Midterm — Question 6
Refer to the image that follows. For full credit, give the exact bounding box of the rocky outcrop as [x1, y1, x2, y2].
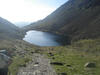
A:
[58, 73, 67, 75]
[17, 53, 57, 75]
[84, 62, 96, 68]
[0, 50, 11, 75]
[50, 62, 64, 66]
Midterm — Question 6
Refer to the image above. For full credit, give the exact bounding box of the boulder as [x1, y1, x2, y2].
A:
[48, 52, 54, 56]
[35, 62, 39, 64]
[50, 62, 64, 65]
[58, 72, 67, 75]
[0, 68, 8, 75]
[0, 50, 7, 55]
[0, 52, 11, 75]
[52, 57, 55, 59]
[85, 62, 96, 68]
[66, 65, 72, 67]
[31, 51, 35, 54]
[0, 53, 11, 68]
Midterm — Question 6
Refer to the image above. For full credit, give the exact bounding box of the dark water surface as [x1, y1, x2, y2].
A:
[23, 30, 63, 46]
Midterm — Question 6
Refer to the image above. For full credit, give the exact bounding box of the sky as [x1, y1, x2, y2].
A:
[0, 0, 67, 23]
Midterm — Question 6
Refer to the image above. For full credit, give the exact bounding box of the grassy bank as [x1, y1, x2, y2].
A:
[0, 39, 37, 75]
[1, 38, 100, 75]
[40, 38, 100, 75]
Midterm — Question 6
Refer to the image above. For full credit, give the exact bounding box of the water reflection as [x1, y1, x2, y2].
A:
[23, 30, 62, 46]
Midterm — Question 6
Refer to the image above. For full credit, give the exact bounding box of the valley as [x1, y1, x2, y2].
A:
[23, 30, 67, 46]
[0, 0, 100, 75]
[24, 0, 100, 41]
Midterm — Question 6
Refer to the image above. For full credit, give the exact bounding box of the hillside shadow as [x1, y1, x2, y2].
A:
[0, 68, 8, 75]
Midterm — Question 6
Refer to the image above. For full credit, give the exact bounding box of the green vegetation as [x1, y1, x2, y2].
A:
[0, 29, 100, 75]
[22, 1, 100, 74]
[40, 38, 100, 75]
[0, 39, 36, 75]
[4, 38, 100, 75]
[8, 56, 31, 75]
[0, 4, 100, 74]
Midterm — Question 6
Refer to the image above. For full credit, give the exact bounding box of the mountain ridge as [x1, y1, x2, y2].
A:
[0, 17, 24, 39]
[24, 0, 100, 41]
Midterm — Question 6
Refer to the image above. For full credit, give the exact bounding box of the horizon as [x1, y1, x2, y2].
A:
[0, 0, 68, 24]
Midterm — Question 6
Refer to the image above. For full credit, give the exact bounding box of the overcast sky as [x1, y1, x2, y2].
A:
[0, 0, 67, 23]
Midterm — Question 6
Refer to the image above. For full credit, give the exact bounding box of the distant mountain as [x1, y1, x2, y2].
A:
[0, 17, 24, 39]
[15, 22, 31, 28]
[24, 0, 100, 41]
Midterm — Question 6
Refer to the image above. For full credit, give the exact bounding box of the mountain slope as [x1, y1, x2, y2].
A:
[15, 22, 30, 28]
[24, 0, 100, 41]
[0, 17, 23, 39]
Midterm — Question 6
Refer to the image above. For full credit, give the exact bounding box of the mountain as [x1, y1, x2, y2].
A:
[0, 17, 24, 39]
[15, 22, 31, 28]
[24, 0, 100, 41]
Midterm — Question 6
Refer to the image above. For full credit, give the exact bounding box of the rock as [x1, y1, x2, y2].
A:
[19, 64, 26, 67]
[0, 68, 8, 75]
[34, 62, 39, 67]
[85, 62, 96, 68]
[48, 52, 54, 56]
[66, 65, 72, 67]
[0, 50, 7, 55]
[35, 62, 39, 64]
[0, 52, 11, 75]
[34, 64, 39, 67]
[0, 53, 11, 68]
[57, 69, 60, 71]
[50, 62, 64, 65]
[31, 51, 35, 54]
[58, 72, 67, 75]
[52, 57, 55, 59]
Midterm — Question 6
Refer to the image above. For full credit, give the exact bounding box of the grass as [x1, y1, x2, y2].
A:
[40, 38, 100, 75]
[0, 37, 100, 75]
[49, 48, 100, 75]
[0, 39, 36, 75]
[8, 55, 32, 75]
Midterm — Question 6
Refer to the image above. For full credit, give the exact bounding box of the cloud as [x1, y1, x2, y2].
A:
[0, 0, 56, 22]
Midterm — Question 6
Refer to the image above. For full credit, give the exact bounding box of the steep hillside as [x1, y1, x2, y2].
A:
[24, 0, 100, 41]
[0, 17, 24, 39]
[0, 17, 26, 74]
